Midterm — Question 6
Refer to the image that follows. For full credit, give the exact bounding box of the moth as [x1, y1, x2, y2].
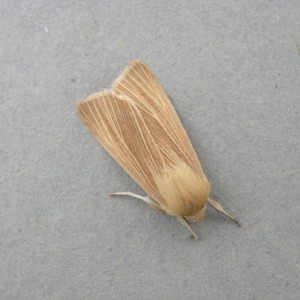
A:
[77, 60, 241, 239]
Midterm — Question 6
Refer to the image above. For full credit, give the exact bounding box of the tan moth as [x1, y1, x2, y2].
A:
[77, 60, 241, 239]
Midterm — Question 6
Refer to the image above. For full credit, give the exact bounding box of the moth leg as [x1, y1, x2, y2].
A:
[177, 216, 198, 240]
[208, 198, 242, 227]
[110, 192, 161, 211]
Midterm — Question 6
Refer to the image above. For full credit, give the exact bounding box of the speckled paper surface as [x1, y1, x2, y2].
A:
[1, 1, 299, 299]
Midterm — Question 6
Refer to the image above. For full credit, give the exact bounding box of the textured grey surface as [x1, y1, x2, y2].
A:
[1, 1, 300, 299]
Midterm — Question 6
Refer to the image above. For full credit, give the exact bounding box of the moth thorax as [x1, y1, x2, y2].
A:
[155, 162, 211, 219]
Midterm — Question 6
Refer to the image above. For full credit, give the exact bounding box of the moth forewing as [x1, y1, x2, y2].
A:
[77, 91, 165, 202]
[77, 60, 240, 240]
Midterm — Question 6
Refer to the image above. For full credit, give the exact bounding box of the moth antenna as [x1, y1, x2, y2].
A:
[208, 198, 242, 227]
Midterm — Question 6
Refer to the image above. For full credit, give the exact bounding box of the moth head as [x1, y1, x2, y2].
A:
[155, 162, 211, 221]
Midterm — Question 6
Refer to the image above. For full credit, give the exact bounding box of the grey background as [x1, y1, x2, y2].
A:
[1, 1, 299, 299]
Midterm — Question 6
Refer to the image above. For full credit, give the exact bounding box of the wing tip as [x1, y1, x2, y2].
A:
[76, 89, 110, 118]
[112, 59, 148, 90]
[76, 89, 136, 115]
[77, 89, 113, 107]
[76, 59, 148, 116]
